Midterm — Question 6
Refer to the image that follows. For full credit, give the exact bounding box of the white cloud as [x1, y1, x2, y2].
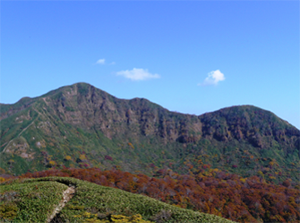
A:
[198, 70, 225, 86]
[96, 59, 105, 64]
[110, 62, 116, 65]
[116, 68, 160, 81]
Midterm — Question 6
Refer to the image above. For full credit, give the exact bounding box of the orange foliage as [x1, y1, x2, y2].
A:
[128, 142, 134, 149]
[11, 167, 300, 223]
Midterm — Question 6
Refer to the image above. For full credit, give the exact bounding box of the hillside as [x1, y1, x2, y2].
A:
[9, 167, 299, 222]
[0, 83, 299, 183]
[0, 176, 235, 223]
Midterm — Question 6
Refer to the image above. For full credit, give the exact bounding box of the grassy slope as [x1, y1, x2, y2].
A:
[0, 179, 68, 222]
[0, 177, 235, 223]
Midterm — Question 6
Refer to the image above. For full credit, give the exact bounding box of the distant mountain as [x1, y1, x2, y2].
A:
[1, 83, 299, 182]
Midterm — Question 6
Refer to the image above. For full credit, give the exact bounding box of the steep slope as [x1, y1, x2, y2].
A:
[0, 83, 299, 182]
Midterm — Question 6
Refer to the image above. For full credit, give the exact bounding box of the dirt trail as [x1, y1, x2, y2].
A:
[47, 185, 75, 223]
[2, 114, 38, 152]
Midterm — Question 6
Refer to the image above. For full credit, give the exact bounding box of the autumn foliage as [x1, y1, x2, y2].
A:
[11, 167, 300, 222]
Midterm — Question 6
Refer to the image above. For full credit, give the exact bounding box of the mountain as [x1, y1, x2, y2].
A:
[0, 83, 299, 182]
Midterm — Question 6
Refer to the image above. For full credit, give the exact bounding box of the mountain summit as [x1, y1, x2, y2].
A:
[1, 83, 299, 181]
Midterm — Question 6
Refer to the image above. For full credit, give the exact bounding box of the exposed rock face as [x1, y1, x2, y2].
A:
[34, 83, 202, 143]
[198, 106, 300, 149]
[2, 83, 299, 148]
[0, 82, 299, 178]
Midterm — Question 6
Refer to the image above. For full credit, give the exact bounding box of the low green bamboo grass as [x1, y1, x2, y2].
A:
[1, 177, 235, 223]
[0, 179, 68, 222]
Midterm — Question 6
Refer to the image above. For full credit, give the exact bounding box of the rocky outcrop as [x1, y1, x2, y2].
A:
[1, 82, 299, 177]
[2, 83, 299, 149]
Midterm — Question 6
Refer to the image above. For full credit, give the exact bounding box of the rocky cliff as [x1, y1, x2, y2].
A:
[1, 83, 299, 182]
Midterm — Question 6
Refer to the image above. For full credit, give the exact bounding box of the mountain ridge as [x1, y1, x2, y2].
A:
[0, 82, 299, 182]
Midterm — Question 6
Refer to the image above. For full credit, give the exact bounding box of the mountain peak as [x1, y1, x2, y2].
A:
[0, 83, 299, 182]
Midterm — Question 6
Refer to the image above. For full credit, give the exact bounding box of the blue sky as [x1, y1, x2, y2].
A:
[1, 1, 299, 129]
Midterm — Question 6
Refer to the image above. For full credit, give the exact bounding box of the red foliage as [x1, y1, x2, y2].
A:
[282, 179, 291, 187]
[104, 155, 113, 161]
[11, 167, 300, 223]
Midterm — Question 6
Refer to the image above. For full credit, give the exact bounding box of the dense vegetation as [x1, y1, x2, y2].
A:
[0, 179, 68, 222]
[0, 176, 234, 223]
[1, 83, 299, 222]
[3, 167, 299, 222]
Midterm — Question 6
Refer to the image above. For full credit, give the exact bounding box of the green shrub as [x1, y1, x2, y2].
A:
[0, 203, 18, 220]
